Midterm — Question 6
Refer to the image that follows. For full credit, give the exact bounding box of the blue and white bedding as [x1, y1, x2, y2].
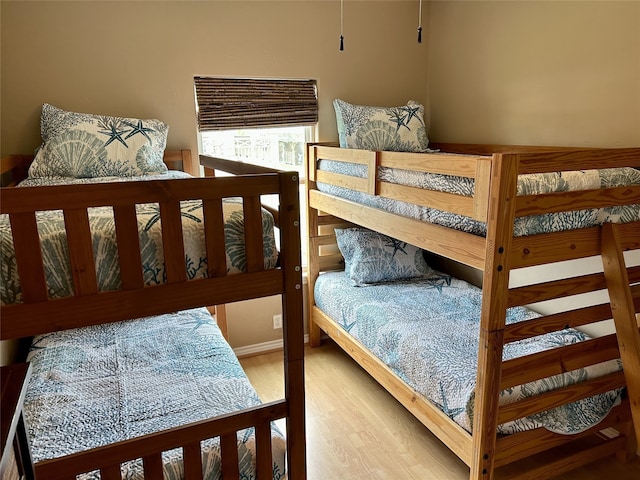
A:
[314, 270, 622, 435]
[0, 172, 278, 304]
[316, 158, 640, 236]
[24, 307, 286, 479]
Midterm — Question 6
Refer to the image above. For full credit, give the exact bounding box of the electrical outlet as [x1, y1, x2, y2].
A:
[272, 314, 283, 329]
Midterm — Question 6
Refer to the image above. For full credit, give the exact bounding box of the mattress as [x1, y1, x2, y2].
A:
[316, 157, 640, 236]
[314, 270, 622, 435]
[0, 172, 278, 304]
[24, 306, 286, 479]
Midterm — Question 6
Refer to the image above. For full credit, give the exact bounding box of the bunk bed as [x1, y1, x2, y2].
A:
[0, 148, 306, 480]
[305, 141, 640, 480]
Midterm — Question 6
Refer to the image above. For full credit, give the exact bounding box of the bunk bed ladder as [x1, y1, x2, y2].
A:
[601, 221, 640, 445]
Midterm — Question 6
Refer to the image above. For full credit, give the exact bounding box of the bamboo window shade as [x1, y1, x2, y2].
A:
[194, 77, 318, 131]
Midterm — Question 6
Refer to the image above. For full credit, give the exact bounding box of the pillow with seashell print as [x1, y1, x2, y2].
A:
[29, 103, 169, 179]
[335, 227, 434, 286]
[333, 98, 429, 153]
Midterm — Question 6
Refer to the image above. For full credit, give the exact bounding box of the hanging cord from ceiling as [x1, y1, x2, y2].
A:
[340, 0, 344, 51]
[339, 0, 423, 51]
[418, 0, 423, 43]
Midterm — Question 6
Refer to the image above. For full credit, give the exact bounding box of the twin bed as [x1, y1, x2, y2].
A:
[1, 136, 306, 479]
[306, 140, 640, 480]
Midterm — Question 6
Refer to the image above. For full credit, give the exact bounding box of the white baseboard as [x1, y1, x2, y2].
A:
[234, 334, 310, 358]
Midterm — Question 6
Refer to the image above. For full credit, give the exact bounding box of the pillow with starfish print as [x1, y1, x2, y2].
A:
[333, 99, 429, 153]
[335, 227, 434, 286]
[29, 103, 169, 179]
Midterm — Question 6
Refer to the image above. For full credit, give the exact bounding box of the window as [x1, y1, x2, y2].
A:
[199, 125, 313, 180]
[194, 77, 318, 266]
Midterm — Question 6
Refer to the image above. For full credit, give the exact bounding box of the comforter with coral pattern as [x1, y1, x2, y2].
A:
[24, 307, 286, 479]
[0, 172, 278, 304]
[314, 270, 622, 435]
[316, 158, 640, 236]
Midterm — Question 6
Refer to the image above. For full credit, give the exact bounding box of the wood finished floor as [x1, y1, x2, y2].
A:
[240, 340, 640, 480]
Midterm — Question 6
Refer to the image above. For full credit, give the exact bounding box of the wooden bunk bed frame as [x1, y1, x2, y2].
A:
[0, 150, 307, 480]
[305, 142, 640, 480]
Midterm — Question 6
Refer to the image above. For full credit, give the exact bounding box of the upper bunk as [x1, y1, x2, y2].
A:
[0, 150, 303, 342]
[306, 142, 640, 272]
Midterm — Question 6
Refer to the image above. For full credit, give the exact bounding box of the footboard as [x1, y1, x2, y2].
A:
[35, 402, 287, 480]
[306, 142, 640, 480]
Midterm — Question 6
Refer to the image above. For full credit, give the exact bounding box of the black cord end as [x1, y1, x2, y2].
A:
[340, 35, 344, 51]
[417, 26, 422, 44]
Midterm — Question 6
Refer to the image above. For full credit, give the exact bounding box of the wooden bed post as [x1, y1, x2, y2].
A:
[305, 144, 323, 347]
[471, 153, 519, 480]
[279, 170, 307, 479]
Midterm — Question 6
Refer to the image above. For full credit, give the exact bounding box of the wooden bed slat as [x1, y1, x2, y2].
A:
[379, 149, 488, 178]
[1, 270, 284, 340]
[163, 149, 194, 174]
[99, 464, 122, 480]
[312, 144, 374, 166]
[7, 212, 48, 303]
[142, 453, 164, 478]
[220, 433, 240, 479]
[501, 334, 621, 389]
[315, 169, 368, 193]
[0, 176, 280, 214]
[255, 422, 273, 479]
[494, 401, 632, 467]
[243, 196, 264, 273]
[507, 271, 607, 308]
[113, 204, 145, 290]
[473, 158, 492, 221]
[510, 221, 640, 269]
[159, 200, 187, 283]
[203, 198, 228, 277]
[516, 148, 640, 174]
[183, 442, 204, 480]
[504, 293, 640, 343]
[378, 182, 480, 219]
[515, 185, 640, 217]
[504, 304, 615, 343]
[64, 208, 99, 296]
[497, 371, 626, 426]
[0, 155, 32, 187]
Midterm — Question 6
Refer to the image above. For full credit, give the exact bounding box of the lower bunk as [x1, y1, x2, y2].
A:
[311, 269, 637, 479]
[25, 307, 287, 480]
[311, 266, 636, 472]
[314, 270, 621, 437]
[0, 153, 306, 480]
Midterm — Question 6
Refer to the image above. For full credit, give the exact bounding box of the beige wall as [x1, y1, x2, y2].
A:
[427, 0, 640, 147]
[1, 0, 428, 159]
[0, 1, 427, 357]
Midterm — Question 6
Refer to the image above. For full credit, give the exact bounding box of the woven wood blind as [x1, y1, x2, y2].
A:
[194, 77, 318, 131]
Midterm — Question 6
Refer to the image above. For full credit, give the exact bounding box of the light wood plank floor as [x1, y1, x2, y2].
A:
[240, 340, 640, 480]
